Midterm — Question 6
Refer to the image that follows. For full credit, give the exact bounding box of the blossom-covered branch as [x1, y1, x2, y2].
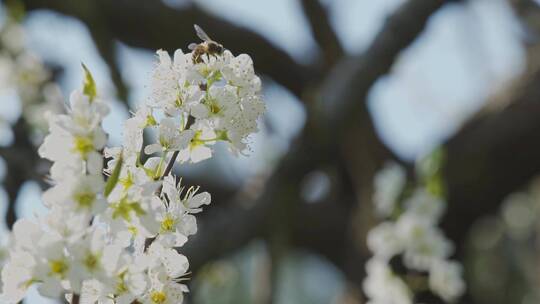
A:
[365, 150, 465, 304]
[0, 26, 265, 304]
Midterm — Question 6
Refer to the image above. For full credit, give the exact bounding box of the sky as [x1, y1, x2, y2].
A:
[0, 0, 529, 302]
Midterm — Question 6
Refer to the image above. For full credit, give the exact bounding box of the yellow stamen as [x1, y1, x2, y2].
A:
[72, 136, 94, 157]
[74, 192, 95, 209]
[49, 259, 68, 276]
[160, 215, 176, 233]
[150, 291, 167, 304]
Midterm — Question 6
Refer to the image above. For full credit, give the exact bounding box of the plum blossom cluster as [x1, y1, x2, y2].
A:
[364, 156, 465, 304]
[0, 31, 264, 303]
[0, 17, 64, 136]
[148, 46, 264, 162]
[0, 69, 113, 302]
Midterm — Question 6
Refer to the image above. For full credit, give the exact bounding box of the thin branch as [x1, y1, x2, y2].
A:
[161, 116, 194, 180]
[299, 0, 344, 68]
[162, 150, 179, 179]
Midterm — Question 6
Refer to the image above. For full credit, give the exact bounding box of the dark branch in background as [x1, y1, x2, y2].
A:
[508, 0, 540, 41]
[440, 50, 540, 303]
[184, 0, 451, 286]
[442, 5, 540, 300]
[19, 0, 315, 99]
[182, 139, 330, 274]
[299, 0, 344, 68]
[319, 0, 450, 130]
[316, 0, 452, 286]
[0, 118, 40, 229]
[88, 28, 129, 103]
[443, 58, 540, 256]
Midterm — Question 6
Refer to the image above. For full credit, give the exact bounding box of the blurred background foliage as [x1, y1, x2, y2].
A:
[1, 0, 540, 303]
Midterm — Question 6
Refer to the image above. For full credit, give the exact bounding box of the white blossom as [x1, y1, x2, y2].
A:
[221, 53, 261, 98]
[363, 258, 412, 304]
[27, 233, 71, 298]
[429, 260, 466, 302]
[43, 174, 106, 215]
[150, 50, 183, 114]
[163, 175, 211, 214]
[0, 19, 64, 138]
[67, 229, 122, 292]
[366, 221, 403, 261]
[396, 214, 453, 271]
[78, 279, 114, 304]
[108, 255, 148, 303]
[178, 122, 216, 163]
[144, 118, 194, 155]
[0, 251, 35, 303]
[148, 46, 264, 163]
[403, 188, 445, 223]
[141, 277, 187, 304]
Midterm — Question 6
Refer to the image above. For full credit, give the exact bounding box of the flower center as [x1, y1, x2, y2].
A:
[84, 252, 99, 270]
[49, 259, 68, 277]
[146, 114, 157, 126]
[111, 197, 146, 221]
[175, 94, 183, 108]
[115, 271, 129, 294]
[160, 214, 176, 233]
[128, 225, 138, 235]
[190, 130, 205, 148]
[72, 136, 94, 157]
[150, 291, 167, 304]
[120, 171, 134, 189]
[74, 192, 96, 209]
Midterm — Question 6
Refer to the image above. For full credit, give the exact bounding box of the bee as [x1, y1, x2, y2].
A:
[189, 24, 225, 64]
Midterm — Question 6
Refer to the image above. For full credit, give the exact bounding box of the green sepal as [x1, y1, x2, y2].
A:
[105, 152, 123, 197]
[6, 0, 25, 22]
[81, 63, 97, 101]
[417, 146, 447, 198]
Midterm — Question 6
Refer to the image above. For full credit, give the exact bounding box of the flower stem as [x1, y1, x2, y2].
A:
[72, 294, 80, 304]
[198, 137, 219, 143]
[159, 115, 195, 181]
[145, 116, 194, 252]
[154, 152, 168, 179]
[162, 150, 179, 179]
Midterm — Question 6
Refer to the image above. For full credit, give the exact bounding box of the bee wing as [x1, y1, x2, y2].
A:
[188, 43, 198, 50]
[194, 24, 212, 41]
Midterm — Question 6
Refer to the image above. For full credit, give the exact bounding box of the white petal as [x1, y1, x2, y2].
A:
[144, 144, 162, 155]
